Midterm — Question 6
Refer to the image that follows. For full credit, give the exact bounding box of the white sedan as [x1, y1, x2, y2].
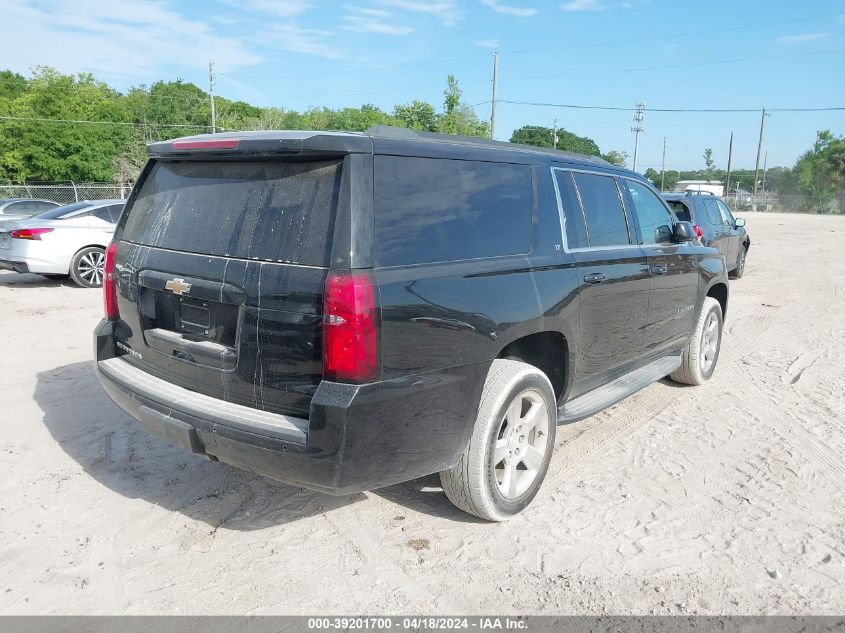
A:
[0, 199, 124, 287]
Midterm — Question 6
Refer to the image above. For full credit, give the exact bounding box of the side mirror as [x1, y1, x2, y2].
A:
[734, 217, 746, 228]
[673, 221, 696, 243]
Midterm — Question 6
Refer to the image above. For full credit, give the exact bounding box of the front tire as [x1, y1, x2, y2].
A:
[440, 359, 557, 522]
[670, 296, 723, 386]
[69, 246, 106, 288]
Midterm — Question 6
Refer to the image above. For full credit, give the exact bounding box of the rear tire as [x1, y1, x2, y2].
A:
[670, 297, 723, 386]
[730, 244, 748, 279]
[440, 359, 557, 522]
[69, 246, 106, 288]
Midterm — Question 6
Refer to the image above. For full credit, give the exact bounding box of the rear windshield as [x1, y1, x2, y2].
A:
[28, 202, 93, 220]
[121, 160, 342, 266]
[666, 200, 691, 222]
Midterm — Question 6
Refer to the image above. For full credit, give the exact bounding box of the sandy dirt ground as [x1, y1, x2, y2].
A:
[0, 212, 843, 615]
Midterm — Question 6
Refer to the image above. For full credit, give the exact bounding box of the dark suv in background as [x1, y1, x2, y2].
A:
[94, 127, 729, 521]
[662, 192, 750, 278]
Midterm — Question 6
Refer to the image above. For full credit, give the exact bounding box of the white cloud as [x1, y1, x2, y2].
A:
[0, 0, 261, 82]
[480, 0, 537, 17]
[222, 0, 314, 17]
[264, 23, 345, 58]
[375, 0, 464, 26]
[343, 15, 413, 34]
[561, 0, 604, 11]
[342, 5, 413, 35]
[776, 32, 829, 44]
[475, 38, 501, 48]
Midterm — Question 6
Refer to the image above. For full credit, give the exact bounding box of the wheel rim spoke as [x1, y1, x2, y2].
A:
[521, 445, 544, 472]
[520, 400, 543, 431]
[493, 438, 508, 466]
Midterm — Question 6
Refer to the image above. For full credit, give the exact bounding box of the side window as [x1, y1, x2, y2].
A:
[667, 201, 691, 223]
[571, 173, 630, 248]
[624, 180, 674, 244]
[553, 170, 588, 249]
[716, 200, 734, 226]
[7, 201, 34, 215]
[108, 204, 124, 223]
[701, 199, 722, 225]
[35, 202, 57, 212]
[374, 156, 533, 267]
[92, 207, 113, 222]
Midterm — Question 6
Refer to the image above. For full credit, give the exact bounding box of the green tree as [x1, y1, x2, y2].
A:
[393, 100, 438, 132]
[703, 148, 716, 182]
[602, 150, 628, 167]
[509, 125, 601, 156]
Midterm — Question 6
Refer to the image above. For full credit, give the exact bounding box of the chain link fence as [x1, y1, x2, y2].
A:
[0, 182, 131, 206]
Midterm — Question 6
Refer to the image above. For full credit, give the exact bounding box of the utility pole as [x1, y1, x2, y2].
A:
[631, 101, 645, 172]
[725, 131, 734, 199]
[660, 136, 667, 191]
[552, 118, 559, 149]
[752, 107, 768, 211]
[490, 51, 498, 140]
[209, 62, 217, 134]
[762, 150, 768, 205]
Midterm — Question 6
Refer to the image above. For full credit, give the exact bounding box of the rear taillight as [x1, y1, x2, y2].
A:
[323, 272, 378, 383]
[10, 228, 53, 240]
[103, 241, 119, 320]
[693, 224, 704, 238]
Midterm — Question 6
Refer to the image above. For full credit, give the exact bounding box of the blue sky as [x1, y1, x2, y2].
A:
[4, 0, 845, 171]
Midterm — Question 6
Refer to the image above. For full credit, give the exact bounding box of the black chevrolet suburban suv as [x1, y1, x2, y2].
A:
[95, 127, 729, 521]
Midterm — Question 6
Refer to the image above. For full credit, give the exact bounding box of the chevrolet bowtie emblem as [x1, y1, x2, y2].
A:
[165, 278, 192, 296]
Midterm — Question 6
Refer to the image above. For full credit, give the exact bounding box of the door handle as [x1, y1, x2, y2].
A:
[583, 272, 606, 284]
[650, 264, 667, 275]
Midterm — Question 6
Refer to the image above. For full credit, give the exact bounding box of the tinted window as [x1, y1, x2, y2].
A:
[107, 204, 124, 223]
[374, 156, 532, 266]
[625, 180, 674, 244]
[33, 202, 94, 219]
[701, 198, 722, 225]
[35, 201, 58, 212]
[716, 200, 734, 226]
[553, 170, 588, 249]
[572, 173, 630, 247]
[666, 200, 691, 223]
[122, 160, 342, 266]
[5, 201, 38, 215]
[92, 207, 113, 222]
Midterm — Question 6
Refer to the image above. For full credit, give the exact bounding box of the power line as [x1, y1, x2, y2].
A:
[498, 100, 845, 113]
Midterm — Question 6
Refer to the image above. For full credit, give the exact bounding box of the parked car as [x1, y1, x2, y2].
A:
[662, 191, 750, 278]
[0, 198, 61, 222]
[0, 199, 124, 287]
[94, 128, 729, 521]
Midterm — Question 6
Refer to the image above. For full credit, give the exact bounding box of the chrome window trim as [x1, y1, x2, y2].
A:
[552, 166, 639, 252]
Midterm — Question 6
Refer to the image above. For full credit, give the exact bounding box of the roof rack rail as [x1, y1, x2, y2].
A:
[364, 125, 609, 164]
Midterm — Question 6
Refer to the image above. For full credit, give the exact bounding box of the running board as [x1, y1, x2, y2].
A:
[558, 355, 682, 424]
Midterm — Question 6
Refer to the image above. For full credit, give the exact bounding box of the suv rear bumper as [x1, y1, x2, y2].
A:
[94, 320, 486, 494]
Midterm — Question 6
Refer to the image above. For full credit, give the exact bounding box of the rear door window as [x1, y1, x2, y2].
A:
[374, 156, 532, 267]
[122, 160, 342, 266]
[701, 198, 723, 225]
[571, 173, 630, 248]
[716, 200, 735, 226]
[553, 169, 589, 249]
[624, 180, 674, 244]
[666, 201, 691, 222]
